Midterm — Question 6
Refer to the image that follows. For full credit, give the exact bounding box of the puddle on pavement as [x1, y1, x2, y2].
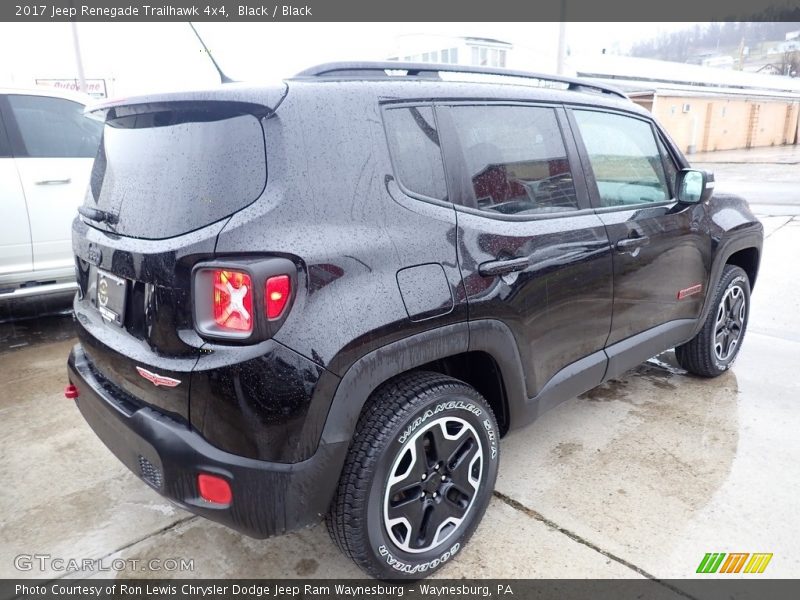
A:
[578, 352, 684, 402]
[578, 378, 629, 402]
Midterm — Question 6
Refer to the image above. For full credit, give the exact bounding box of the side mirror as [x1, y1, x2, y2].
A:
[675, 169, 714, 204]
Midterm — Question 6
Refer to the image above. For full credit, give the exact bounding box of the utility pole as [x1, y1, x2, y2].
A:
[556, 0, 568, 75]
[557, 21, 567, 75]
[70, 21, 87, 93]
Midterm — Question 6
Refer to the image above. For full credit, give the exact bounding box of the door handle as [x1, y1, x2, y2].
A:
[35, 178, 72, 185]
[479, 257, 529, 277]
[615, 236, 650, 253]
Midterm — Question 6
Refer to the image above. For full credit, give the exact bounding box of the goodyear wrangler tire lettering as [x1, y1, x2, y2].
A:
[484, 418, 498, 459]
[398, 400, 483, 444]
[327, 371, 500, 579]
[378, 543, 460, 573]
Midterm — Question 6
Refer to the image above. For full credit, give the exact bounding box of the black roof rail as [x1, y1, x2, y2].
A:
[293, 61, 629, 100]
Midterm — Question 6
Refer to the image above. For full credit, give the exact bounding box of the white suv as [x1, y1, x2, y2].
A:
[0, 88, 101, 300]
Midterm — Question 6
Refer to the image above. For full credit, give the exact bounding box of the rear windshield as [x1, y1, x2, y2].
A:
[84, 109, 266, 239]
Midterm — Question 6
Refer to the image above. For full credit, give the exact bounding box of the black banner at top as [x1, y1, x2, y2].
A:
[3, 0, 800, 22]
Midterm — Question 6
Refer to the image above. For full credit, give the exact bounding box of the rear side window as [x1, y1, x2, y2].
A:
[446, 105, 579, 215]
[383, 106, 447, 201]
[7, 94, 101, 158]
[573, 110, 670, 207]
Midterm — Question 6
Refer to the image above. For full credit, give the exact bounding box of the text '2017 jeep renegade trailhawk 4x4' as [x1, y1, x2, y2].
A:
[67, 63, 763, 578]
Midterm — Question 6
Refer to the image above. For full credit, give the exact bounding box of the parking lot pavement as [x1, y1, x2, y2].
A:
[691, 145, 800, 165]
[693, 145, 800, 217]
[1, 172, 798, 587]
[0, 329, 638, 580]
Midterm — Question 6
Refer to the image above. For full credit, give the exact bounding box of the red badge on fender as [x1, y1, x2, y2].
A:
[677, 284, 703, 300]
[136, 366, 181, 388]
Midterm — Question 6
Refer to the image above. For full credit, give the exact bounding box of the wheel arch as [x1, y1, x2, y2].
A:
[319, 320, 526, 448]
[413, 350, 511, 435]
[692, 228, 763, 339]
[725, 246, 760, 291]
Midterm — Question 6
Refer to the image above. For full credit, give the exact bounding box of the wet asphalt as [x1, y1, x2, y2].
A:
[1, 151, 798, 586]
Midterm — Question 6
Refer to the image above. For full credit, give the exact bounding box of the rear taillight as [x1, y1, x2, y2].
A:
[193, 259, 297, 342]
[213, 270, 253, 332]
[265, 275, 291, 320]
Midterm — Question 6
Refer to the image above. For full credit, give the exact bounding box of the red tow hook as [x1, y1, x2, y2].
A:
[64, 384, 79, 399]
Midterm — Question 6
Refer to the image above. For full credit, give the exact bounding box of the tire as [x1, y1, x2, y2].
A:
[676, 265, 751, 377]
[327, 371, 500, 579]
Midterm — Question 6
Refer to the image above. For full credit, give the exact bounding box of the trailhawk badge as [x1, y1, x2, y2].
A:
[136, 366, 181, 388]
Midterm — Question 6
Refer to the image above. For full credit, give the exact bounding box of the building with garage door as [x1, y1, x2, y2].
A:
[386, 38, 800, 155]
[573, 55, 800, 154]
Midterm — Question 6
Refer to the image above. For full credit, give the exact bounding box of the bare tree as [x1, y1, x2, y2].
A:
[629, 22, 800, 71]
[781, 50, 800, 77]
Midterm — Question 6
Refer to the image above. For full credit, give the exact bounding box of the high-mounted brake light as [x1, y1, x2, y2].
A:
[265, 275, 291, 320]
[213, 270, 253, 332]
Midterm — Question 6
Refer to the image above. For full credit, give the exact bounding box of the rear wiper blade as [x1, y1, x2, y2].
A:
[78, 206, 119, 225]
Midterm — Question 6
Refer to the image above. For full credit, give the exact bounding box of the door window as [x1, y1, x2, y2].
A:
[383, 105, 448, 201]
[573, 110, 670, 207]
[7, 94, 101, 158]
[446, 105, 579, 215]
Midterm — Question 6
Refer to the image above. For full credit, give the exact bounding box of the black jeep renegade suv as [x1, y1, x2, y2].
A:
[67, 62, 763, 578]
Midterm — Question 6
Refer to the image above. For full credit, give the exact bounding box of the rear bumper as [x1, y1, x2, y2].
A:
[67, 343, 348, 538]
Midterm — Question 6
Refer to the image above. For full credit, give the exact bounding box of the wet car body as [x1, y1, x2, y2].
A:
[67, 63, 763, 538]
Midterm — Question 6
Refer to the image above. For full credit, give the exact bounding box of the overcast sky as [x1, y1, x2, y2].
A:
[0, 22, 693, 96]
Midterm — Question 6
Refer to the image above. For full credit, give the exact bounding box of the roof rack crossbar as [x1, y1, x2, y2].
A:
[294, 61, 629, 100]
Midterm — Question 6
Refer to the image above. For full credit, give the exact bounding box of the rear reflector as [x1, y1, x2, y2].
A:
[213, 270, 253, 332]
[265, 274, 291, 320]
[197, 473, 232, 505]
[64, 384, 79, 399]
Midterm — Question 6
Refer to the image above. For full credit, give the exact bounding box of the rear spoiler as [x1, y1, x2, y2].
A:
[85, 82, 288, 120]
